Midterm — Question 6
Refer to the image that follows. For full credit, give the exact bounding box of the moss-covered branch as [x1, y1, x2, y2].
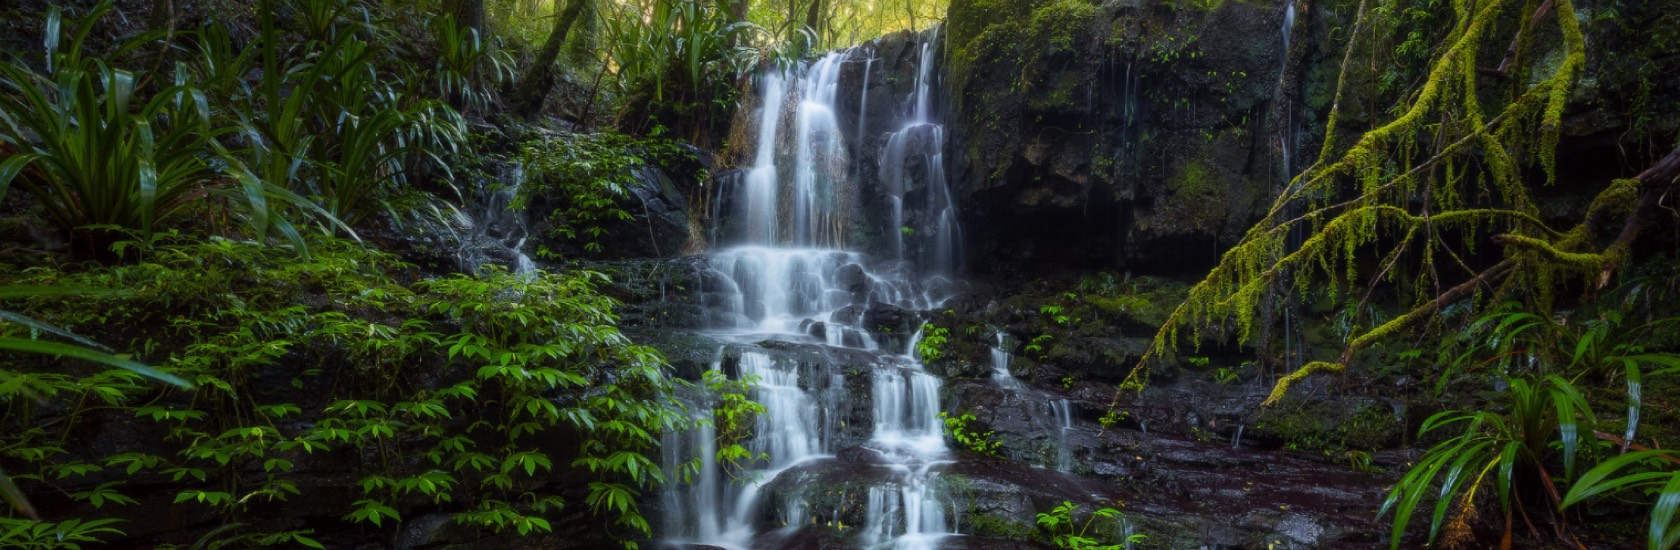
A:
[1109, 0, 1596, 405]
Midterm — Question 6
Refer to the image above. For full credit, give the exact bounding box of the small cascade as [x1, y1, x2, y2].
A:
[1277, 1, 1298, 179]
[1231, 424, 1245, 450]
[860, 462, 952, 550]
[1050, 399, 1074, 472]
[1118, 516, 1138, 550]
[742, 73, 786, 245]
[989, 330, 1021, 389]
[1275, 1, 1305, 379]
[856, 50, 874, 172]
[436, 164, 536, 274]
[792, 53, 850, 247]
[660, 409, 720, 541]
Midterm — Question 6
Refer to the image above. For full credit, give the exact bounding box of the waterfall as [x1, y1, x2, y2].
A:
[665, 28, 960, 550]
[1051, 399, 1074, 472]
[792, 53, 849, 247]
[879, 26, 962, 275]
[989, 330, 1021, 389]
[1278, 2, 1298, 179]
[743, 74, 786, 245]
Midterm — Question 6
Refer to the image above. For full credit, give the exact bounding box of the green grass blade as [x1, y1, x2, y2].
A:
[1563, 450, 1678, 507]
[1627, 361, 1644, 453]
[0, 310, 114, 352]
[0, 337, 189, 388]
[1653, 473, 1680, 550]
[0, 465, 37, 520]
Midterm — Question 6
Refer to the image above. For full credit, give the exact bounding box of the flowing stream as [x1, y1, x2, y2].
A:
[661, 29, 963, 550]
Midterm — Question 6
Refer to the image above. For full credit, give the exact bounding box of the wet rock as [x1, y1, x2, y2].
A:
[937, 535, 1058, 549]
[834, 263, 869, 295]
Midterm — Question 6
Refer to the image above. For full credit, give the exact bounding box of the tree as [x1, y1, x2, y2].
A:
[1109, 0, 1678, 406]
[512, 0, 591, 118]
[445, 0, 485, 33]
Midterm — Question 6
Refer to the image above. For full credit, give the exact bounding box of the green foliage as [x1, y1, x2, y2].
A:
[1040, 304, 1071, 326]
[0, 0, 474, 258]
[1120, 0, 1601, 406]
[430, 14, 516, 114]
[516, 132, 696, 255]
[599, 0, 758, 138]
[703, 370, 769, 481]
[0, 518, 125, 549]
[0, 3, 323, 256]
[1564, 450, 1680, 550]
[939, 411, 1002, 456]
[0, 282, 194, 521]
[1380, 375, 1595, 548]
[234, 9, 466, 230]
[1034, 500, 1144, 549]
[915, 323, 949, 362]
[1025, 334, 1054, 359]
[1381, 298, 1680, 547]
[0, 239, 687, 546]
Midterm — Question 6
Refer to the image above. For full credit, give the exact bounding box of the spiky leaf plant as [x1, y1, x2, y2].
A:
[1380, 375, 1593, 548]
[1564, 450, 1680, 550]
[0, 2, 332, 258]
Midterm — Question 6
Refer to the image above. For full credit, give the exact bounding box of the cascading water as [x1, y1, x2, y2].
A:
[880, 27, 962, 276]
[1050, 399, 1074, 472]
[663, 28, 962, 550]
[425, 164, 536, 274]
[989, 330, 1021, 389]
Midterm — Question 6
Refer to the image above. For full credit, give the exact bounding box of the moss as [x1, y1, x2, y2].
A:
[1253, 398, 1400, 453]
[1163, 154, 1231, 231]
[967, 511, 1036, 539]
[1026, 71, 1086, 111]
[1027, 0, 1098, 54]
[1169, 157, 1219, 201]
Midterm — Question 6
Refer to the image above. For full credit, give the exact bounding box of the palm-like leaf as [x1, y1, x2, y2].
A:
[1564, 450, 1680, 550]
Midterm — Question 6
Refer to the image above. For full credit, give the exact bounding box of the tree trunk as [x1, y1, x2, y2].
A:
[512, 0, 589, 118]
[806, 0, 824, 46]
[445, 0, 485, 33]
[723, 0, 749, 49]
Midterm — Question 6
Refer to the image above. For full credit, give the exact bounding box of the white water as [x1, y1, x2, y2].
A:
[879, 26, 962, 275]
[743, 74, 786, 245]
[989, 330, 1021, 389]
[1051, 399, 1074, 472]
[665, 29, 961, 550]
[1278, 2, 1298, 179]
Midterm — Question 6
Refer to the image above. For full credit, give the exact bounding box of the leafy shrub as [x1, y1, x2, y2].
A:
[515, 133, 696, 255]
[0, 238, 695, 546]
[1383, 298, 1680, 548]
[939, 411, 1001, 455]
[915, 323, 949, 362]
[1035, 500, 1144, 549]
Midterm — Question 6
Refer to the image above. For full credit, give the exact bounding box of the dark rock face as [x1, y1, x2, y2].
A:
[942, 0, 1288, 276]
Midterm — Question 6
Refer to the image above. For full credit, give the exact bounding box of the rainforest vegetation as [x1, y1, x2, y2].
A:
[0, 0, 1677, 549]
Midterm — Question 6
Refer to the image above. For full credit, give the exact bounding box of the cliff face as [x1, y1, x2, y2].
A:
[931, 0, 1680, 277]
[944, 0, 1301, 276]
